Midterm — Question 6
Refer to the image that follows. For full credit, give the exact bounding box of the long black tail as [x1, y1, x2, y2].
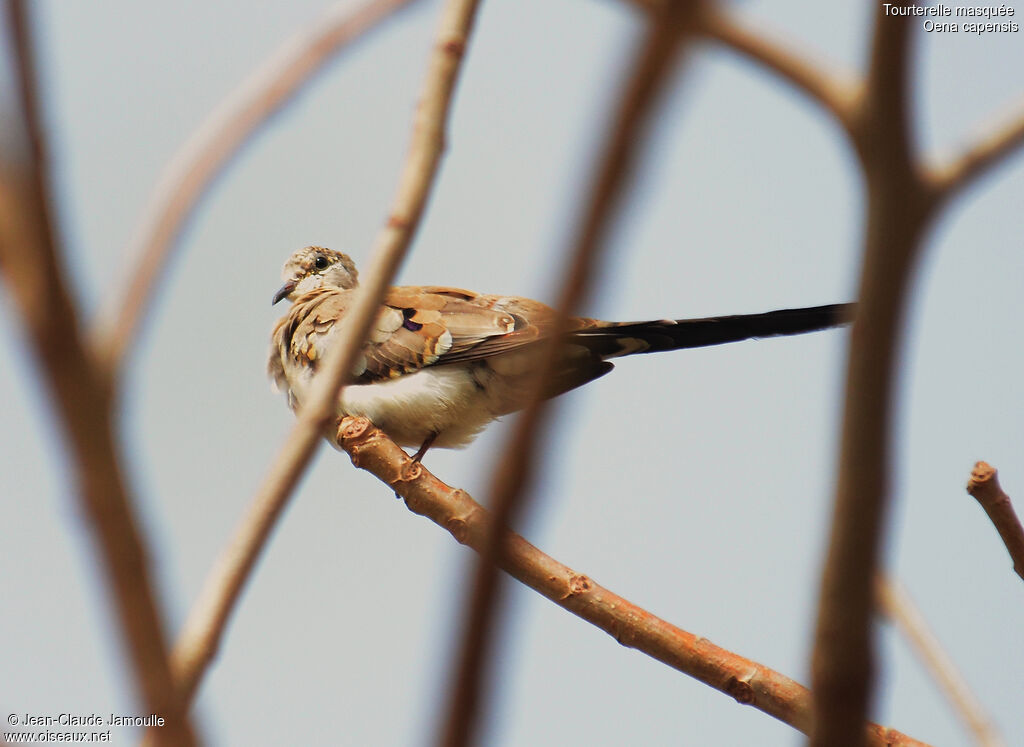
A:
[569, 303, 854, 360]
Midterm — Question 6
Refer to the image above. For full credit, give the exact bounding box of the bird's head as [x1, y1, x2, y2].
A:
[273, 246, 359, 304]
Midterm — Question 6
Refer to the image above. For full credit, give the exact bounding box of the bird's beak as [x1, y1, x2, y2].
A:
[272, 280, 296, 305]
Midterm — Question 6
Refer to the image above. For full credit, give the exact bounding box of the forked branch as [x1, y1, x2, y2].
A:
[622, 4, 1022, 743]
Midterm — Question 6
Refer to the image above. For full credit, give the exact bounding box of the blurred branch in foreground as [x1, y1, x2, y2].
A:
[811, 6, 928, 745]
[690, 4, 1024, 744]
[0, 2, 192, 744]
[438, 2, 699, 745]
[93, 0, 422, 380]
[335, 416, 930, 747]
[929, 98, 1024, 203]
[159, 0, 483, 721]
[877, 575, 1004, 747]
[694, 6, 860, 135]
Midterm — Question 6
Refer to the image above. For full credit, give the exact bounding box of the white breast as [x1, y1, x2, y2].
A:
[285, 362, 497, 448]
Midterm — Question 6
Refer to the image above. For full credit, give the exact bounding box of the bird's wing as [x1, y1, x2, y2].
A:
[273, 286, 578, 383]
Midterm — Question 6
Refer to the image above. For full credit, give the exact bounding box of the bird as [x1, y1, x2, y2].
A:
[269, 246, 852, 461]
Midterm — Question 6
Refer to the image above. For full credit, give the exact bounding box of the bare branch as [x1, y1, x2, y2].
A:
[928, 100, 1024, 205]
[0, 3, 192, 743]
[966, 462, 1024, 584]
[877, 575, 1004, 747]
[164, 0, 482, 709]
[810, 6, 935, 747]
[438, 4, 699, 746]
[630, 2, 1021, 744]
[335, 417, 931, 747]
[694, 7, 860, 138]
[92, 0, 421, 378]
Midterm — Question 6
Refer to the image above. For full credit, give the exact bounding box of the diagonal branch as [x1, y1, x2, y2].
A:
[0, 2, 193, 744]
[438, 3, 700, 746]
[693, 7, 860, 138]
[877, 575, 1004, 747]
[92, 0, 422, 379]
[336, 417, 930, 747]
[927, 100, 1024, 205]
[966, 461, 1024, 584]
[163, 0, 482, 710]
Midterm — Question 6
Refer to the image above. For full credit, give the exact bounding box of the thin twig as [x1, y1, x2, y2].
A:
[810, 6, 936, 747]
[966, 462, 1024, 584]
[335, 417, 930, 746]
[437, 4, 699, 746]
[0, 3, 192, 744]
[694, 7, 860, 137]
[877, 575, 1004, 747]
[164, 0, 482, 710]
[928, 100, 1024, 205]
[92, 0, 421, 378]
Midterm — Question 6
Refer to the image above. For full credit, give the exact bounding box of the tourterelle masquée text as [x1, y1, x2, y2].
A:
[883, 4, 1020, 32]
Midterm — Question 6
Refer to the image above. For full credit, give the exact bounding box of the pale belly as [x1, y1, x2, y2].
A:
[276, 351, 535, 449]
[334, 366, 497, 448]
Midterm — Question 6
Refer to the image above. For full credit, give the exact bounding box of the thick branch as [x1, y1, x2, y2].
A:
[966, 462, 1024, 584]
[810, 6, 932, 747]
[876, 575, 1004, 747]
[164, 0, 482, 710]
[93, 0, 421, 378]
[0, 3, 192, 744]
[438, 4, 698, 746]
[335, 417, 929, 746]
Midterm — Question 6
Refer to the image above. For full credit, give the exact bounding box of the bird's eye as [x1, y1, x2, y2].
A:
[314, 255, 329, 270]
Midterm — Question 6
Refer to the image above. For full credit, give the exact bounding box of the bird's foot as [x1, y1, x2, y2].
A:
[410, 432, 438, 464]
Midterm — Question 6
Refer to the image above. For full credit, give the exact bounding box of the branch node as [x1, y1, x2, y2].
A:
[338, 415, 372, 443]
[450, 488, 472, 504]
[387, 213, 411, 229]
[563, 573, 592, 599]
[398, 460, 422, 482]
[441, 38, 466, 58]
[725, 674, 756, 705]
[611, 615, 641, 648]
[446, 516, 471, 544]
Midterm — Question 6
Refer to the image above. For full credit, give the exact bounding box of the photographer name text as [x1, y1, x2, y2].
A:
[10, 713, 165, 727]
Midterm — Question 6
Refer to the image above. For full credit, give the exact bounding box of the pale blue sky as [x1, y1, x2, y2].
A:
[1, 1, 1022, 745]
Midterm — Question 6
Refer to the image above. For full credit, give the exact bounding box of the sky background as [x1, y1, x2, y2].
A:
[1, 1, 1022, 745]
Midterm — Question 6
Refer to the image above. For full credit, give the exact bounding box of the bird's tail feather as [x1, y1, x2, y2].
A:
[569, 303, 854, 360]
